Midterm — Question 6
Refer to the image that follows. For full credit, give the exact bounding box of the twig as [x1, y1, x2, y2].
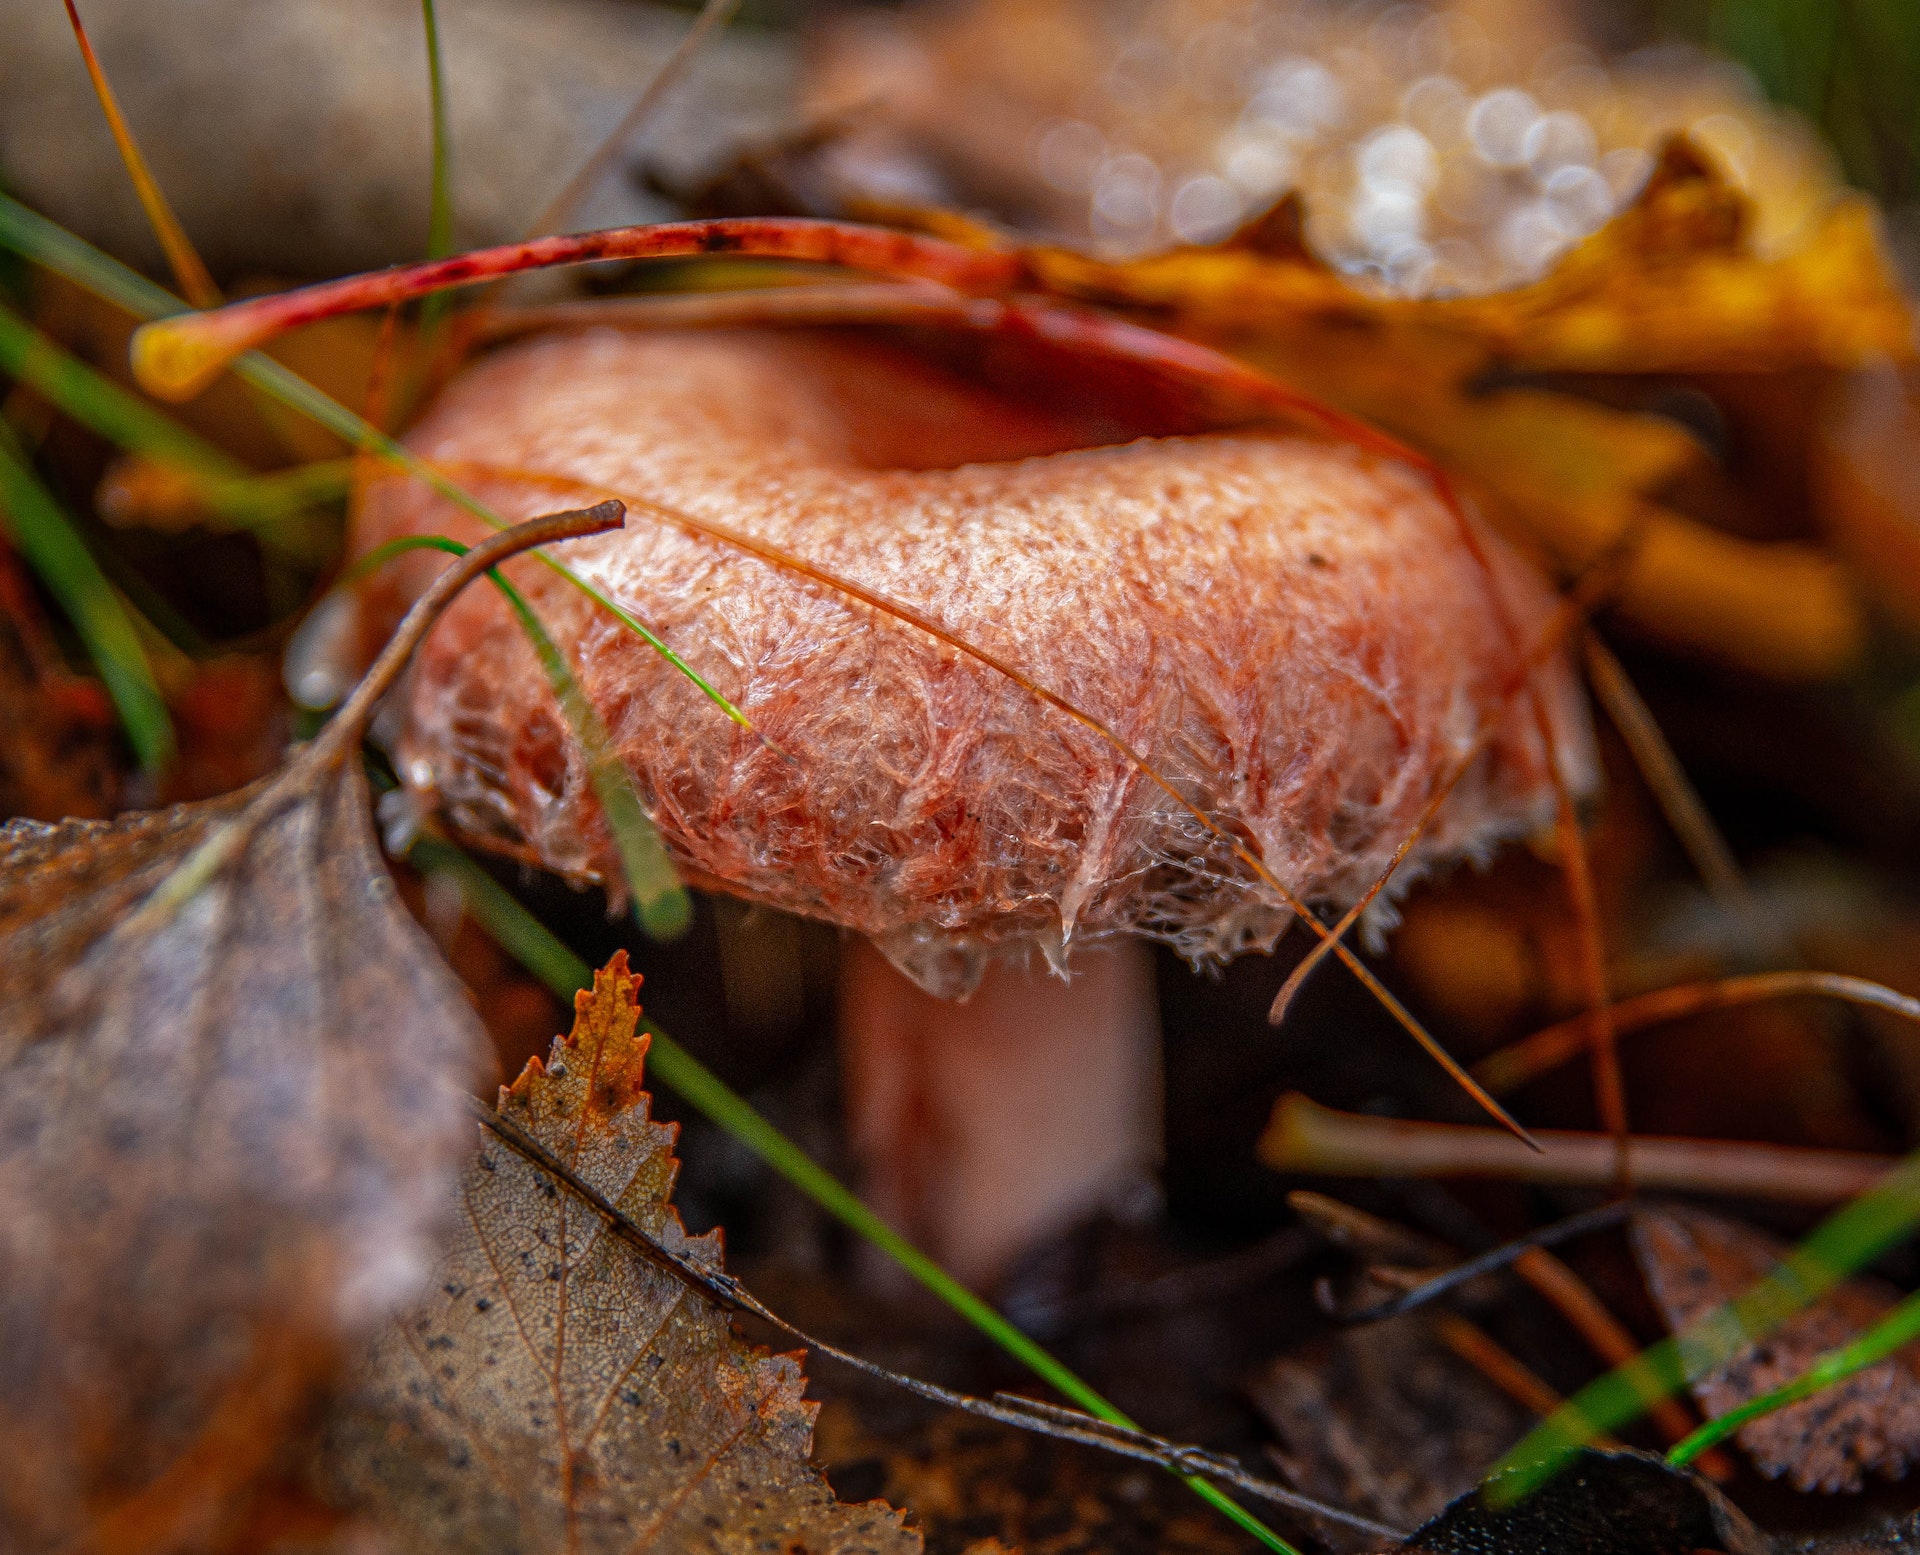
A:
[1263, 1093, 1896, 1203]
[1473, 971, 1920, 1096]
[1432, 1314, 1618, 1442]
[1304, 1197, 1737, 1477]
[528, 0, 742, 240]
[468, 1097, 1404, 1545]
[1319, 1203, 1631, 1326]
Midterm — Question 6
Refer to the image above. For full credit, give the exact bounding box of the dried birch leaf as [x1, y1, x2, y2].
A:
[1632, 1203, 1920, 1493]
[1249, 1315, 1530, 1535]
[0, 504, 621, 1551]
[318, 951, 920, 1555]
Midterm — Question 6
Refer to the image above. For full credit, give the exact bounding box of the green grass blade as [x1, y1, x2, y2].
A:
[0, 302, 238, 479]
[488, 571, 690, 939]
[0, 191, 755, 736]
[0, 420, 172, 769]
[348, 532, 688, 939]
[416, 0, 457, 354]
[1669, 1285, 1920, 1469]
[407, 834, 1298, 1554]
[0, 300, 346, 531]
[0, 191, 177, 320]
[1491, 1149, 1920, 1505]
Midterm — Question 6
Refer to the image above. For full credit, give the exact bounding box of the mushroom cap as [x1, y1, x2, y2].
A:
[355, 326, 1593, 995]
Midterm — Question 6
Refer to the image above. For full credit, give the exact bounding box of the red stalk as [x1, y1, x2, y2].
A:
[131, 219, 1028, 400]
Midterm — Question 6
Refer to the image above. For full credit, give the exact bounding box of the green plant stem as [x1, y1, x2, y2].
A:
[1668, 1285, 1920, 1469]
[0, 419, 172, 767]
[1491, 1146, 1920, 1505]
[347, 531, 688, 938]
[421, 0, 454, 263]
[409, 835, 1297, 1554]
[0, 302, 237, 479]
[415, 0, 457, 357]
[0, 301, 347, 530]
[0, 192, 754, 737]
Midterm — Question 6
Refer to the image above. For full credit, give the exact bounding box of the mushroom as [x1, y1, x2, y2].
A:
[313, 313, 1593, 1285]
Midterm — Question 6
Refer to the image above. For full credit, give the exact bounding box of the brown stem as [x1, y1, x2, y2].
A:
[1473, 971, 1920, 1096]
[1432, 1312, 1606, 1434]
[1261, 1092, 1895, 1202]
[312, 500, 625, 760]
[1583, 634, 1745, 906]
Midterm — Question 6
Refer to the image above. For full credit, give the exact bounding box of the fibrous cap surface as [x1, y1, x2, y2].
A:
[356, 327, 1593, 995]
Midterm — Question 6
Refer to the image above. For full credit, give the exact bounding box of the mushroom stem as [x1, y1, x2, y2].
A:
[839, 938, 1162, 1288]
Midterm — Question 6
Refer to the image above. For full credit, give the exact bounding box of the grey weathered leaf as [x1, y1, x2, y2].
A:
[0, 504, 622, 1550]
[319, 951, 920, 1555]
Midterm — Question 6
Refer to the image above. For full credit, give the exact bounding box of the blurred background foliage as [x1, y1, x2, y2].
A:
[1666, 0, 1920, 212]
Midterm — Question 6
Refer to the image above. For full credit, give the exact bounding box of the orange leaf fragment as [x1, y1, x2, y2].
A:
[319, 951, 920, 1554]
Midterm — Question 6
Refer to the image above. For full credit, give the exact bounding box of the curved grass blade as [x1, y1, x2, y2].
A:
[0, 420, 171, 768]
[408, 835, 1298, 1555]
[1667, 1286, 1920, 1469]
[1490, 1146, 1920, 1507]
[0, 193, 757, 739]
[343, 532, 688, 939]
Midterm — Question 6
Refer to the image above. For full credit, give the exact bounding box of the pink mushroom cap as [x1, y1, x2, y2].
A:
[354, 325, 1594, 997]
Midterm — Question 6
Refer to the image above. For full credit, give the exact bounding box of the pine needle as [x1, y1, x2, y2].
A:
[60, 0, 219, 308]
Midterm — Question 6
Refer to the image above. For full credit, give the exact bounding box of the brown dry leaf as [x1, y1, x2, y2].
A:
[1631, 1203, 1920, 1493]
[1249, 1313, 1530, 1539]
[1020, 142, 1911, 680]
[317, 951, 920, 1555]
[0, 506, 614, 1552]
